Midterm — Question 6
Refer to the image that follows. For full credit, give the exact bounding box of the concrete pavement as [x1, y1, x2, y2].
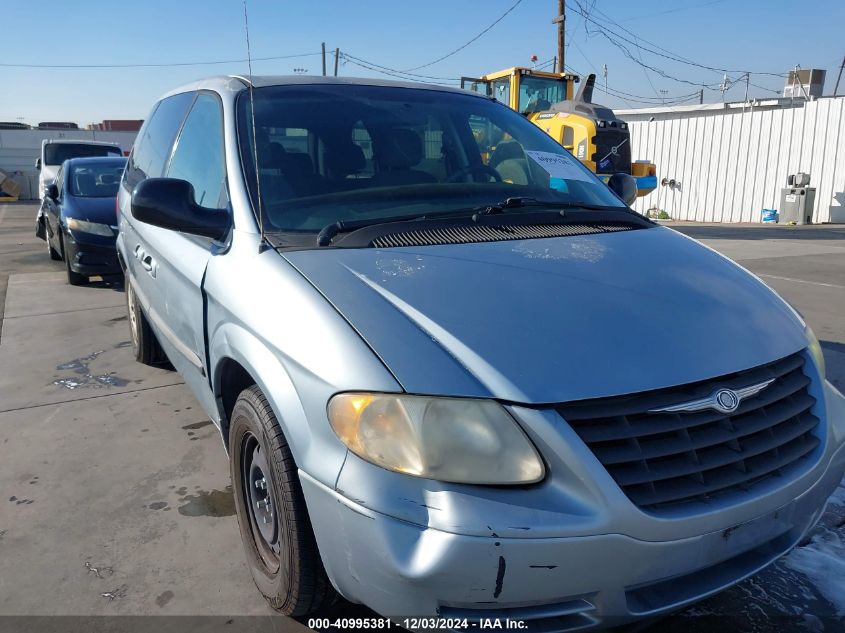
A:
[0, 204, 285, 626]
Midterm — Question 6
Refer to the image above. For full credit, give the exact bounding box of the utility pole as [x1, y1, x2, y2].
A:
[699, 89, 704, 104]
[321, 42, 326, 76]
[744, 72, 750, 102]
[602, 63, 608, 94]
[334, 48, 340, 77]
[834, 55, 845, 97]
[552, 0, 565, 73]
[720, 74, 730, 102]
[795, 65, 810, 100]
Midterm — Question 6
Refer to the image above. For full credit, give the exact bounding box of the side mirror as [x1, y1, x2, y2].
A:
[35, 158, 42, 170]
[607, 173, 638, 207]
[131, 178, 230, 240]
[45, 182, 59, 200]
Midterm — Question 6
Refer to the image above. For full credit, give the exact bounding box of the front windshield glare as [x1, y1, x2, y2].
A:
[69, 162, 125, 198]
[237, 84, 626, 235]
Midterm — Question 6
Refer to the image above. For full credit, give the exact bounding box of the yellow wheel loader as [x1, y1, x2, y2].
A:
[461, 67, 657, 197]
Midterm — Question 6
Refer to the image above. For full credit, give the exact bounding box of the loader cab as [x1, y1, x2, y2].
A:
[461, 67, 577, 113]
[462, 68, 657, 198]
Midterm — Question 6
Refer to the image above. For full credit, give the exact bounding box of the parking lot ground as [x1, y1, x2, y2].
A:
[0, 203, 299, 630]
[0, 202, 843, 631]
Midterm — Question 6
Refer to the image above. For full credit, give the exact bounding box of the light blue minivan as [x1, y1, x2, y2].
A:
[117, 75, 845, 628]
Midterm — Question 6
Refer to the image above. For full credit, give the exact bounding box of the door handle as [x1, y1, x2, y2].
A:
[140, 253, 156, 277]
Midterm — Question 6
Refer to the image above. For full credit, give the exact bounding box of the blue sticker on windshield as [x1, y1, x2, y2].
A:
[549, 177, 569, 192]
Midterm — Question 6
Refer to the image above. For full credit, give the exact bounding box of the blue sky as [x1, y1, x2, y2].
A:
[2, 0, 843, 126]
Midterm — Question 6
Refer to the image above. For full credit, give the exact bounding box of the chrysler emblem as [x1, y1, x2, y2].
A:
[714, 389, 740, 413]
[649, 378, 776, 415]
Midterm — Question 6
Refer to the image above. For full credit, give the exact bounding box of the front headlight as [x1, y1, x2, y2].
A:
[66, 218, 114, 237]
[805, 326, 826, 379]
[328, 393, 545, 484]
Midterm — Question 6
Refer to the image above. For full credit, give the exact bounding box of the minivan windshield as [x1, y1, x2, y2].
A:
[236, 84, 628, 236]
[45, 143, 122, 166]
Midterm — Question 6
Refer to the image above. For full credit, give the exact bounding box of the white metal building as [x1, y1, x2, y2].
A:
[619, 96, 845, 224]
[0, 129, 138, 199]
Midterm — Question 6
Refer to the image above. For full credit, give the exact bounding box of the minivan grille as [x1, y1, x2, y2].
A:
[557, 352, 820, 512]
[370, 222, 635, 248]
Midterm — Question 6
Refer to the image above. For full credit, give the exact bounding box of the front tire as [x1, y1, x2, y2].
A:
[61, 234, 87, 285]
[47, 237, 61, 261]
[229, 385, 335, 616]
[125, 274, 166, 365]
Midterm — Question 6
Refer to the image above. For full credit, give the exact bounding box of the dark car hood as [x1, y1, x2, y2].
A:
[283, 226, 807, 403]
[64, 196, 117, 224]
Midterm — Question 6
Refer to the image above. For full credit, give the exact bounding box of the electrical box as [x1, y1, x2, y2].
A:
[783, 69, 826, 99]
[779, 187, 816, 224]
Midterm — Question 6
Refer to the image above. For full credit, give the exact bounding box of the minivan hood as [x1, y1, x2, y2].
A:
[284, 226, 806, 403]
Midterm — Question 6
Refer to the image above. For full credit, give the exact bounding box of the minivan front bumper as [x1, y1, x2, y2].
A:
[300, 380, 845, 629]
[302, 443, 843, 628]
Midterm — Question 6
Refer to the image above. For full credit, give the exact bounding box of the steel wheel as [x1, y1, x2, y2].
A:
[124, 273, 166, 366]
[47, 232, 61, 260]
[241, 431, 282, 572]
[229, 385, 335, 615]
[126, 281, 140, 350]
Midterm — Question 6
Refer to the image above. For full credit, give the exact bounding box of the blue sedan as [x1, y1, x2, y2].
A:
[41, 156, 126, 285]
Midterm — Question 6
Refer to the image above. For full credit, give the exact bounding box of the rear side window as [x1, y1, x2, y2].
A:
[166, 93, 227, 209]
[124, 91, 194, 188]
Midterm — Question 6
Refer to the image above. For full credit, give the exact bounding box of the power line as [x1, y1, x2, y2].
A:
[0, 52, 323, 69]
[563, 63, 699, 106]
[619, 0, 728, 23]
[573, 0, 786, 79]
[570, 0, 597, 46]
[575, 0, 787, 100]
[592, 28, 726, 90]
[341, 53, 459, 81]
[402, 0, 524, 71]
[340, 54, 460, 85]
[347, 49, 693, 106]
[570, 3, 740, 93]
[569, 32, 708, 101]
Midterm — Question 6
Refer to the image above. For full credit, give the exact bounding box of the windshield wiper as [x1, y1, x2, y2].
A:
[316, 199, 627, 246]
[473, 197, 621, 216]
[318, 218, 380, 246]
[473, 197, 560, 215]
[317, 210, 463, 246]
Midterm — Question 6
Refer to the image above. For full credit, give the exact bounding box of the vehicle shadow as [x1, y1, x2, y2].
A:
[82, 274, 178, 371]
